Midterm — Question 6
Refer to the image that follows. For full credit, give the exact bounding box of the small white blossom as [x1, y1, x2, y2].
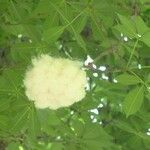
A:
[89, 108, 99, 115]
[146, 132, 150, 136]
[18, 34, 22, 38]
[99, 121, 102, 125]
[84, 55, 94, 66]
[92, 64, 97, 69]
[92, 118, 97, 123]
[98, 66, 106, 71]
[70, 111, 74, 115]
[137, 34, 142, 38]
[98, 103, 103, 108]
[124, 37, 128, 42]
[113, 79, 118, 83]
[93, 72, 98, 77]
[29, 39, 32, 43]
[138, 64, 142, 69]
[102, 73, 109, 80]
[19, 146, 24, 150]
[90, 115, 94, 119]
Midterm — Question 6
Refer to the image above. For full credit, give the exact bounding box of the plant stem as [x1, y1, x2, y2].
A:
[126, 38, 139, 68]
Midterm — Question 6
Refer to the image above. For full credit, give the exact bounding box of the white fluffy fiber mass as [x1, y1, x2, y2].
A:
[23, 54, 87, 109]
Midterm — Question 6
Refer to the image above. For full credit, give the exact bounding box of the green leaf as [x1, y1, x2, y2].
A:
[123, 86, 144, 117]
[38, 109, 60, 126]
[37, 109, 61, 135]
[28, 103, 40, 138]
[117, 14, 136, 38]
[6, 142, 20, 150]
[116, 73, 141, 85]
[30, 0, 51, 17]
[71, 119, 84, 137]
[0, 1, 9, 12]
[8, 1, 41, 42]
[72, 15, 87, 33]
[0, 115, 9, 130]
[10, 43, 47, 63]
[42, 26, 65, 43]
[134, 16, 149, 35]
[116, 15, 150, 39]
[74, 34, 86, 52]
[83, 123, 112, 149]
[114, 120, 136, 134]
[141, 31, 150, 47]
[0, 95, 11, 112]
[0, 69, 24, 100]
[51, 143, 64, 150]
[139, 0, 150, 3]
[10, 105, 29, 132]
[49, 1, 87, 51]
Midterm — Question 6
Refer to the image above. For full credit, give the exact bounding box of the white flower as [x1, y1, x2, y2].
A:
[93, 72, 98, 77]
[84, 55, 93, 66]
[18, 34, 22, 38]
[123, 36, 128, 42]
[23, 54, 87, 109]
[98, 66, 106, 71]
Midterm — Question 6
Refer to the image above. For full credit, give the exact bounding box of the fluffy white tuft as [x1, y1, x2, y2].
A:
[23, 54, 87, 109]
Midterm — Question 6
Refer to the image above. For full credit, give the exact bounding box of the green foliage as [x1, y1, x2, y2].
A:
[116, 73, 142, 85]
[0, 0, 150, 149]
[123, 86, 144, 117]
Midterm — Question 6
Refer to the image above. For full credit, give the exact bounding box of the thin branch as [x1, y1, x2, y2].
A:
[126, 38, 139, 68]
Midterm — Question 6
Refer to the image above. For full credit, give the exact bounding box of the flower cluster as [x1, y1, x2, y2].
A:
[24, 55, 87, 109]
